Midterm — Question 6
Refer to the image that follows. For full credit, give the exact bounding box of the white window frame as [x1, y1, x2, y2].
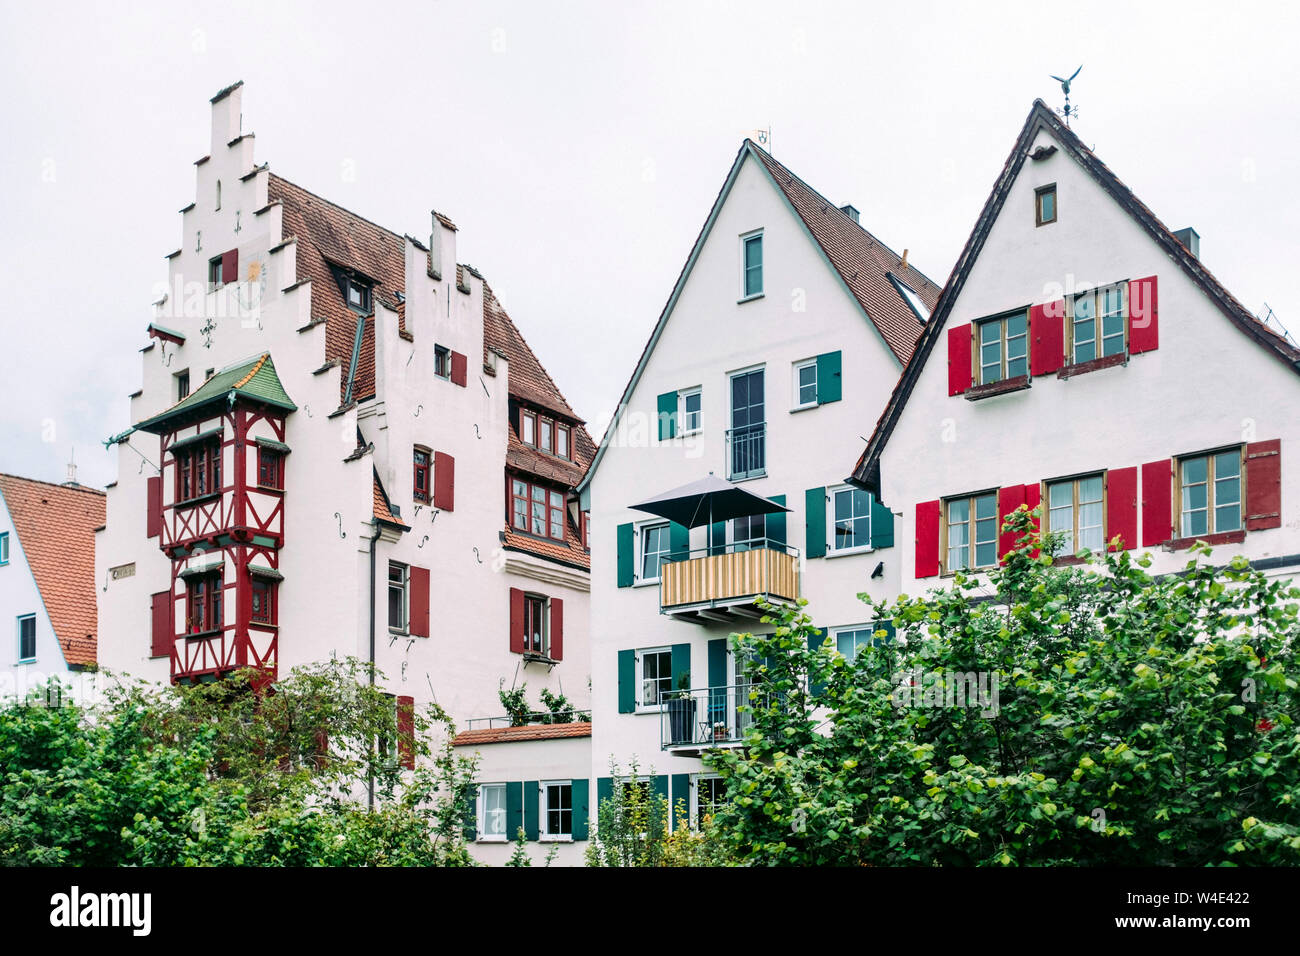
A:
[0, 531, 9, 565]
[478, 782, 508, 842]
[680, 387, 702, 435]
[740, 230, 764, 300]
[540, 779, 574, 841]
[17, 613, 36, 664]
[636, 645, 673, 712]
[827, 484, 873, 556]
[433, 344, 451, 381]
[1068, 282, 1127, 366]
[792, 358, 818, 410]
[691, 773, 725, 829]
[731, 512, 767, 552]
[636, 520, 672, 585]
[387, 561, 408, 634]
[833, 624, 878, 663]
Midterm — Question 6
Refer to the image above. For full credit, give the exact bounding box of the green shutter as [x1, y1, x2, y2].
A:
[616, 522, 634, 588]
[657, 391, 678, 440]
[596, 776, 613, 818]
[524, 780, 540, 841]
[805, 487, 826, 559]
[652, 775, 669, 804]
[571, 778, 590, 840]
[669, 521, 690, 563]
[767, 494, 786, 550]
[816, 350, 842, 404]
[708, 637, 728, 728]
[872, 619, 896, 647]
[463, 784, 478, 841]
[506, 781, 523, 840]
[870, 493, 894, 549]
[807, 625, 827, 697]
[670, 773, 691, 831]
[618, 649, 636, 713]
[710, 520, 726, 556]
[671, 643, 692, 692]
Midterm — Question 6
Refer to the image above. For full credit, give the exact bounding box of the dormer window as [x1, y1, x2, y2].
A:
[521, 411, 536, 446]
[556, 424, 570, 460]
[345, 278, 371, 313]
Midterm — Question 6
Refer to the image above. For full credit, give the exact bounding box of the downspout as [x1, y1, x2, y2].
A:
[367, 516, 378, 811]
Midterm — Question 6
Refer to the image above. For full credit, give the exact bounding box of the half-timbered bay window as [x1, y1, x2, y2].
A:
[185, 570, 223, 634]
[1069, 283, 1126, 365]
[388, 561, 408, 632]
[1179, 449, 1242, 537]
[413, 448, 431, 503]
[945, 492, 998, 572]
[257, 445, 285, 491]
[976, 311, 1028, 384]
[175, 435, 222, 503]
[509, 478, 566, 541]
[250, 574, 278, 626]
[1047, 474, 1105, 554]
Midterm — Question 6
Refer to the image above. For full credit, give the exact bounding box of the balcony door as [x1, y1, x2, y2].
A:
[729, 368, 765, 480]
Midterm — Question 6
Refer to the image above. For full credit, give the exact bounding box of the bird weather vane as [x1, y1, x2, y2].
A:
[1051, 65, 1082, 126]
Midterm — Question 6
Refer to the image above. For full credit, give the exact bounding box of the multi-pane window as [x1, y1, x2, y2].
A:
[794, 360, 817, 408]
[1035, 183, 1057, 226]
[175, 437, 222, 503]
[388, 561, 408, 631]
[640, 523, 672, 580]
[17, 614, 36, 662]
[345, 278, 371, 313]
[946, 492, 998, 571]
[639, 648, 673, 706]
[413, 449, 431, 503]
[542, 782, 573, 838]
[434, 345, 451, 380]
[257, 446, 284, 490]
[540, 419, 553, 454]
[831, 486, 872, 552]
[694, 775, 725, 827]
[208, 257, 224, 290]
[523, 594, 547, 654]
[1070, 284, 1126, 364]
[977, 312, 1028, 384]
[1048, 475, 1105, 554]
[1180, 450, 1242, 537]
[556, 424, 570, 460]
[480, 783, 507, 839]
[176, 370, 190, 401]
[250, 577, 277, 625]
[682, 389, 702, 433]
[509, 479, 566, 541]
[521, 411, 536, 446]
[733, 514, 765, 552]
[742, 233, 763, 297]
[186, 571, 223, 634]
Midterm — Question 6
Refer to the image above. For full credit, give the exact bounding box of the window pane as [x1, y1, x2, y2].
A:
[532, 501, 546, 535]
[1183, 481, 1207, 512]
[1215, 504, 1241, 532]
[974, 494, 997, 521]
[557, 427, 569, 458]
[948, 498, 969, 523]
[1182, 456, 1207, 485]
[974, 538, 996, 568]
[1214, 451, 1240, 480]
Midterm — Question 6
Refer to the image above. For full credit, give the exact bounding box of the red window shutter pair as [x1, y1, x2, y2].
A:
[450, 351, 468, 387]
[1141, 459, 1173, 547]
[1129, 275, 1159, 354]
[1245, 439, 1282, 530]
[146, 475, 161, 538]
[396, 696, 415, 770]
[1106, 466, 1138, 551]
[915, 500, 941, 577]
[550, 597, 564, 661]
[433, 451, 455, 511]
[509, 587, 526, 654]
[409, 566, 430, 637]
[221, 249, 239, 285]
[150, 590, 172, 658]
[947, 326, 971, 395]
[1030, 300, 1066, 376]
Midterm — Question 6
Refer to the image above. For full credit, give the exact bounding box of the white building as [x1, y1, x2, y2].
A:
[578, 139, 940, 824]
[94, 83, 594, 864]
[0, 474, 104, 705]
[854, 101, 1298, 590]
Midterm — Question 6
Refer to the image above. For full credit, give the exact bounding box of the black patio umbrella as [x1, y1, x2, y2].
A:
[630, 473, 789, 530]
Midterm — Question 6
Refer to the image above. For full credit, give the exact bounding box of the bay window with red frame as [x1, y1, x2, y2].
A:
[185, 570, 224, 634]
[509, 476, 566, 542]
[176, 437, 222, 503]
[250, 575, 278, 626]
[257, 445, 284, 490]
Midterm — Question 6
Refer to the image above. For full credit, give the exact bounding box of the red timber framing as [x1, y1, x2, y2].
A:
[156, 401, 289, 686]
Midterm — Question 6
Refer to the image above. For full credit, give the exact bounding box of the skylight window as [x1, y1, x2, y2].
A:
[890, 274, 931, 323]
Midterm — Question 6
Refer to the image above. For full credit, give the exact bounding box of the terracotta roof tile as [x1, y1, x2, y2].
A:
[0, 475, 105, 666]
[452, 721, 592, 746]
[372, 470, 407, 528]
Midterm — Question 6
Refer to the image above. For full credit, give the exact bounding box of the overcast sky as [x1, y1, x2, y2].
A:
[2, 0, 1297, 488]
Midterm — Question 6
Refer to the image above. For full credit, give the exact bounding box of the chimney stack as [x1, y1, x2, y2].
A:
[1173, 227, 1200, 259]
[900, 249, 909, 271]
[839, 204, 860, 224]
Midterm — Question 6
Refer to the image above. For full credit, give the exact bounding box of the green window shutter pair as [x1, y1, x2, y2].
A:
[657, 391, 678, 440]
[767, 494, 786, 550]
[870, 494, 895, 549]
[671, 643, 691, 692]
[670, 773, 691, 831]
[815, 351, 842, 404]
[616, 522, 634, 587]
[805, 487, 827, 558]
[617, 649, 636, 713]
[524, 780, 540, 841]
[571, 778, 590, 840]
[669, 521, 690, 563]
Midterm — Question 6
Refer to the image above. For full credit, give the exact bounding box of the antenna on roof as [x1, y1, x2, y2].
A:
[1050, 65, 1082, 126]
[65, 448, 78, 487]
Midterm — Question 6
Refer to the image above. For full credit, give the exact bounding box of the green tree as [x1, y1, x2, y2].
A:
[584, 758, 671, 867]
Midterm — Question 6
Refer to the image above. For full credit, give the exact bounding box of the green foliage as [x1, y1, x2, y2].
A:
[584, 758, 671, 867]
[710, 507, 1300, 866]
[538, 687, 590, 724]
[0, 658, 479, 866]
[498, 680, 532, 728]
[505, 827, 532, 866]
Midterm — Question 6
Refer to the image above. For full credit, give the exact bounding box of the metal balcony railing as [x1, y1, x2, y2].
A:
[659, 683, 764, 751]
[725, 422, 766, 480]
[659, 539, 799, 619]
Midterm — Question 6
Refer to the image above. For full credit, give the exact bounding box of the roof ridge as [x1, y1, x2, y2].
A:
[233, 352, 271, 389]
[484, 281, 585, 425]
[0, 474, 106, 497]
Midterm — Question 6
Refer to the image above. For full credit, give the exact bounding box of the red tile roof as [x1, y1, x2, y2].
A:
[372, 470, 407, 529]
[750, 143, 940, 364]
[452, 721, 592, 746]
[0, 475, 105, 666]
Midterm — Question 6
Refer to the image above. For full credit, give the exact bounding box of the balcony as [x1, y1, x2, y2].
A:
[659, 540, 799, 623]
[725, 422, 766, 480]
[658, 683, 759, 755]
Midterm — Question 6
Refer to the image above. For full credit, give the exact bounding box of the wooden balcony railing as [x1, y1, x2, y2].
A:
[659, 541, 799, 619]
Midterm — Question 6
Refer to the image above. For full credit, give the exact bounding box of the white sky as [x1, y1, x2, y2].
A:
[2, 0, 1297, 488]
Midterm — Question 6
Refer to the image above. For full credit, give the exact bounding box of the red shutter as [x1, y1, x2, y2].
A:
[396, 696, 415, 770]
[997, 485, 1027, 560]
[549, 597, 564, 661]
[450, 350, 468, 387]
[509, 587, 526, 654]
[409, 566, 430, 637]
[947, 324, 971, 396]
[915, 500, 941, 578]
[221, 249, 239, 285]
[146, 475, 161, 538]
[150, 590, 172, 658]
[1029, 301, 1065, 376]
[1023, 483, 1042, 558]
[433, 451, 455, 511]
[1141, 459, 1173, 546]
[1129, 275, 1159, 354]
[1106, 466, 1138, 551]
[1245, 439, 1282, 530]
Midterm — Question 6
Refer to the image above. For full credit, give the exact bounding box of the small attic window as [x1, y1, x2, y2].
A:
[215, 180, 222, 211]
[1035, 183, 1057, 227]
[346, 278, 372, 313]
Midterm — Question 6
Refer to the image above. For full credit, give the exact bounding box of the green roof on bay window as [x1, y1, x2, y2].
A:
[134, 353, 296, 434]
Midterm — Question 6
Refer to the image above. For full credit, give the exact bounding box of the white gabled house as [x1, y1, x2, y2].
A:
[578, 139, 940, 823]
[853, 100, 1298, 591]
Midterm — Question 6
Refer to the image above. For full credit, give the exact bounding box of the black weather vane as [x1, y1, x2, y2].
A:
[1051, 65, 1082, 126]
